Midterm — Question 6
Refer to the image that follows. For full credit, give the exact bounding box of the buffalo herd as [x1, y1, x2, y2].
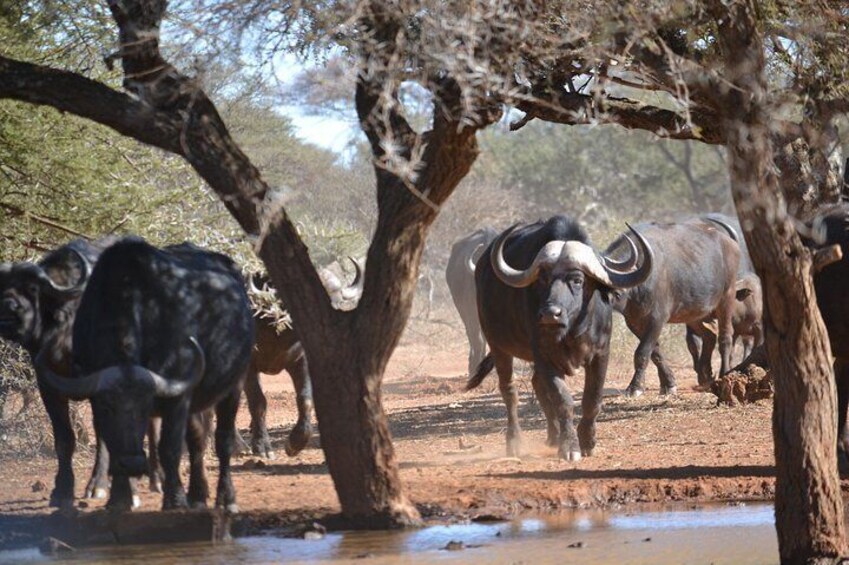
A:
[0, 205, 847, 512]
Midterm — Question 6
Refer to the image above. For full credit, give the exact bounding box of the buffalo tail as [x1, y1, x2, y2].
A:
[465, 354, 495, 390]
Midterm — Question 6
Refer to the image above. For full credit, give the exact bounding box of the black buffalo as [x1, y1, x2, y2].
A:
[803, 204, 849, 454]
[606, 218, 742, 397]
[39, 238, 254, 511]
[0, 238, 130, 509]
[242, 260, 362, 459]
[446, 227, 497, 376]
[467, 216, 652, 460]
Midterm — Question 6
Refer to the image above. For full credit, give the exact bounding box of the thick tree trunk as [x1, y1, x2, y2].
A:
[717, 3, 846, 562]
[306, 339, 418, 527]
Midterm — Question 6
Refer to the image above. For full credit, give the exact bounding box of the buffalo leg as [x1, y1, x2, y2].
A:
[186, 412, 210, 509]
[244, 367, 274, 458]
[159, 401, 190, 510]
[37, 385, 75, 510]
[214, 388, 240, 513]
[836, 359, 849, 456]
[285, 355, 313, 457]
[84, 431, 110, 500]
[625, 322, 663, 397]
[534, 369, 579, 461]
[685, 327, 702, 375]
[650, 344, 677, 395]
[494, 353, 520, 457]
[147, 418, 163, 493]
[578, 352, 609, 457]
[531, 373, 559, 447]
[716, 295, 734, 377]
[696, 328, 717, 386]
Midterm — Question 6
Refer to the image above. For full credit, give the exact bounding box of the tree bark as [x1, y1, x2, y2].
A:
[716, 2, 846, 562]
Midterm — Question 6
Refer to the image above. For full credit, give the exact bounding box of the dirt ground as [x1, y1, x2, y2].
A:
[0, 306, 834, 541]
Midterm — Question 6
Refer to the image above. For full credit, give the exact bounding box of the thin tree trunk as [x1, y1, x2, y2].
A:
[716, 2, 846, 562]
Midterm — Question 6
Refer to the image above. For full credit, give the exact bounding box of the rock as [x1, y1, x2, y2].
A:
[568, 541, 585, 548]
[443, 540, 465, 551]
[77, 501, 89, 509]
[32, 480, 47, 493]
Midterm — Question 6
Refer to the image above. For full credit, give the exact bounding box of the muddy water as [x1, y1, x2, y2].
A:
[0, 503, 778, 564]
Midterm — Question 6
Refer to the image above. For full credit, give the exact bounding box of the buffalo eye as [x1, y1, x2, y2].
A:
[568, 275, 584, 288]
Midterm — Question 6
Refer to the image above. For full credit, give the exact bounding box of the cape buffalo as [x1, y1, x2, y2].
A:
[0, 238, 133, 509]
[39, 238, 254, 511]
[446, 227, 497, 376]
[467, 216, 652, 460]
[242, 259, 363, 459]
[606, 219, 741, 397]
[803, 204, 849, 454]
[685, 272, 763, 368]
[683, 214, 763, 369]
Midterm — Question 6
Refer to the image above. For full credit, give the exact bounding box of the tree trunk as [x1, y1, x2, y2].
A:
[716, 3, 846, 562]
[306, 339, 418, 527]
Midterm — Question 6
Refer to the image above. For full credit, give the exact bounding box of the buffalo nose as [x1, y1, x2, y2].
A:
[538, 305, 564, 324]
[115, 454, 148, 477]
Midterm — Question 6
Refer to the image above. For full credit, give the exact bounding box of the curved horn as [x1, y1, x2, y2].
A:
[35, 349, 114, 399]
[40, 248, 91, 297]
[150, 337, 206, 398]
[340, 256, 364, 301]
[600, 234, 638, 271]
[467, 244, 485, 274]
[705, 217, 739, 243]
[595, 223, 653, 288]
[491, 223, 567, 288]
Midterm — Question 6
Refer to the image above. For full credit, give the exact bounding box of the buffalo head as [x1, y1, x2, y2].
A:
[38, 337, 205, 477]
[491, 223, 652, 330]
[0, 251, 88, 346]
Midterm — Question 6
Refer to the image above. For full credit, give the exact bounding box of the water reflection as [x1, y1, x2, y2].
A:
[0, 503, 779, 565]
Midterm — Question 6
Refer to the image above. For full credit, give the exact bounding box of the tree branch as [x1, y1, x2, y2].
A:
[511, 90, 725, 144]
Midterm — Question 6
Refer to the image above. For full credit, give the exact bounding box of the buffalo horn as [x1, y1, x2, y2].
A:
[150, 337, 206, 398]
[466, 244, 485, 274]
[35, 350, 111, 399]
[40, 248, 90, 296]
[594, 223, 653, 289]
[340, 256, 364, 301]
[491, 223, 567, 288]
[704, 217, 739, 243]
[601, 234, 638, 271]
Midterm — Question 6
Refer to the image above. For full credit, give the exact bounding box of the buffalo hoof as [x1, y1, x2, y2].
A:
[106, 497, 134, 513]
[91, 487, 108, 500]
[284, 427, 310, 457]
[559, 449, 582, 462]
[659, 386, 677, 396]
[219, 503, 239, 515]
[581, 447, 594, 458]
[49, 495, 76, 514]
[149, 479, 163, 494]
[506, 438, 522, 458]
[162, 493, 189, 511]
[624, 386, 644, 398]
